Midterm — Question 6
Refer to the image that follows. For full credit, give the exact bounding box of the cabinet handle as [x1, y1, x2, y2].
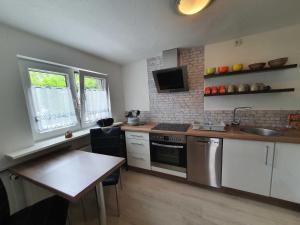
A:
[131, 142, 144, 146]
[130, 135, 144, 138]
[132, 156, 144, 161]
[265, 146, 269, 165]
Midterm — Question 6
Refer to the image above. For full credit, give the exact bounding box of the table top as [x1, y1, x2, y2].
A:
[10, 150, 125, 202]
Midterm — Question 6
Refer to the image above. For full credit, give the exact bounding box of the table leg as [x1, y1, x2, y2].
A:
[95, 182, 107, 225]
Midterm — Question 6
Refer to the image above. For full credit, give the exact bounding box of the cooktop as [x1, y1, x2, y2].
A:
[152, 123, 190, 132]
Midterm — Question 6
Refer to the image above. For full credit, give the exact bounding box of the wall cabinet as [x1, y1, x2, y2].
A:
[222, 139, 274, 196]
[271, 143, 300, 203]
[125, 131, 151, 170]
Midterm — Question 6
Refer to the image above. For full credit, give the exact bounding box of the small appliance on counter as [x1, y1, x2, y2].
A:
[125, 110, 141, 126]
[192, 121, 226, 132]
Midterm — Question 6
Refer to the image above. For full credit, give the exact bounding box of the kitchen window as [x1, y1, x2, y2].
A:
[18, 56, 110, 141]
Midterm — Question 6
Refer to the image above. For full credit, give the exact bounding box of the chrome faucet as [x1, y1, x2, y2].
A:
[232, 107, 252, 126]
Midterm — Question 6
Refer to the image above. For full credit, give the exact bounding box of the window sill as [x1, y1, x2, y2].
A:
[5, 127, 97, 160]
[6, 122, 123, 160]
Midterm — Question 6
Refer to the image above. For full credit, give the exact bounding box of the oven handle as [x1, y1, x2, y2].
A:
[151, 142, 184, 149]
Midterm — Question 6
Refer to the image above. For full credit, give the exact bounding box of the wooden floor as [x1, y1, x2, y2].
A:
[105, 170, 300, 225]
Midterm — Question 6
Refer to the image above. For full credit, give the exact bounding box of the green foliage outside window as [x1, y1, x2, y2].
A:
[30, 70, 102, 89]
[29, 71, 67, 88]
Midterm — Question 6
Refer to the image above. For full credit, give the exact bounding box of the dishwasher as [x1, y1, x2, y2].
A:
[187, 136, 222, 188]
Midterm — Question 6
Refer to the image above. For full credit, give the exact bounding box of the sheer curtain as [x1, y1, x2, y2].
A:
[84, 78, 110, 123]
[31, 87, 77, 132]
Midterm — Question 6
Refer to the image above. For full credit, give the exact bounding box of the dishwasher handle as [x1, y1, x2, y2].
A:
[190, 137, 221, 145]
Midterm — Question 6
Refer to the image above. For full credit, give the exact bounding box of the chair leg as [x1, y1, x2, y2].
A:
[67, 209, 72, 225]
[119, 168, 123, 190]
[94, 188, 102, 225]
[115, 184, 120, 217]
[81, 198, 88, 225]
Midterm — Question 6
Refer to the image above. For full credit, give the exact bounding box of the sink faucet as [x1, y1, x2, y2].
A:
[232, 107, 252, 126]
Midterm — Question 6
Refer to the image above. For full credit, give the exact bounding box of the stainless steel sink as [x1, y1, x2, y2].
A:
[240, 127, 282, 137]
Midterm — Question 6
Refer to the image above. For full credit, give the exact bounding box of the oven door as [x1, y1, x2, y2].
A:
[150, 141, 187, 169]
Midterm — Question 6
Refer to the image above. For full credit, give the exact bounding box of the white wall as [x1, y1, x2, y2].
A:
[0, 23, 124, 171]
[204, 24, 300, 110]
[121, 59, 150, 111]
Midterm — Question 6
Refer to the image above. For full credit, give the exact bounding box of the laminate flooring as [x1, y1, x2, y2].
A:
[70, 170, 300, 225]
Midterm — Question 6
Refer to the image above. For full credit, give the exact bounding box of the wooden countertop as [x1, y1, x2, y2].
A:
[121, 123, 300, 144]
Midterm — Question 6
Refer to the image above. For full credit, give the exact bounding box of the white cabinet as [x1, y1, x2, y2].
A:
[222, 139, 274, 196]
[271, 143, 300, 203]
[125, 131, 151, 170]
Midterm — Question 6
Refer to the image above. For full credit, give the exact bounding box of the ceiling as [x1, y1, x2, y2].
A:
[0, 0, 300, 65]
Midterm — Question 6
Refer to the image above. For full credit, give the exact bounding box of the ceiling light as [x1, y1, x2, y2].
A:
[176, 0, 212, 15]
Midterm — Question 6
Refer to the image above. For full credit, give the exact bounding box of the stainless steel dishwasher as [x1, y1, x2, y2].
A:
[187, 136, 222, 188]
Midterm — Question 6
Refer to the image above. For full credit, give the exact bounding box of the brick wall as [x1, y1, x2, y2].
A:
[204, 110, 300, 128]
[146, 47, 204, 123]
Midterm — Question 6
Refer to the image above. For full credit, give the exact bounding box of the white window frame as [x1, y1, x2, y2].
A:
[18, 56, 111, 141]
[79, 70, 111, 128]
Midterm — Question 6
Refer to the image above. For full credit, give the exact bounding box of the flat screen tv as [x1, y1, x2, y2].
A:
[152, 66, 188, 93]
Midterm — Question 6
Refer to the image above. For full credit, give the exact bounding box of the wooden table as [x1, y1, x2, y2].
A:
[10, 150, 125, 225]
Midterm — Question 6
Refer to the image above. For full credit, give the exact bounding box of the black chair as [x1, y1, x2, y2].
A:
[0, 178, 69, 225]
[90, 127, 122, 216]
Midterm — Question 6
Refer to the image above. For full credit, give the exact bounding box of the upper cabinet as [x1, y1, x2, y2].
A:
[271, 143, 300, 203]
[222, 139, 274, 196]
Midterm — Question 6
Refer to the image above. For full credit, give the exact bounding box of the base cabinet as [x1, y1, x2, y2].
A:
[271, 143, 300, 203]
[125, 131, 151, 170]
[222, 139, 274, 196]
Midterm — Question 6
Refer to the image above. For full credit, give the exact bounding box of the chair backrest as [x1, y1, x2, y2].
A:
[0, 179, 10, 225]
[90, 127, 122, 157]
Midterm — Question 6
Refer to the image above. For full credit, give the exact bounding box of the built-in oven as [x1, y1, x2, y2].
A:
[150, 133, 187, 177]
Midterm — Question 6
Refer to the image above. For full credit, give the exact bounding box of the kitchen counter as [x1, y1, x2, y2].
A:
[121, 123, 300, 144]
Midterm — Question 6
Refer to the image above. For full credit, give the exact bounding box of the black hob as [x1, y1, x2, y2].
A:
[152, 123, 190, 132]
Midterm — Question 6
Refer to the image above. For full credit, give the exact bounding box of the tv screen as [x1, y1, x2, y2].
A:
[152, 66, 188, 93]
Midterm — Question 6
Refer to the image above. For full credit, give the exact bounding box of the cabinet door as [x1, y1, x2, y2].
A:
[125, 131, 151, 170]
[222, 139, 274, 196]
[271, 143, 300, 203]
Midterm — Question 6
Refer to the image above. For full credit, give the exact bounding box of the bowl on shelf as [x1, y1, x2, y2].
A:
[219, 85, 227, 94]
[238, 84, 250, 93]
[218, 66, 229, 74]
[248, 62, 266, 70]
[206, 67, 216, 75]
[227, 85, 236, 93]
[268, 57, 288, 68]
[204, 87, 211, 95]
[232, 64, 243, 72]
[211, 86, 219, 95]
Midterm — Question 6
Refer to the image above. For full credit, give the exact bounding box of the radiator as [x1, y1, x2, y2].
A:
[0, 171, 26, 214]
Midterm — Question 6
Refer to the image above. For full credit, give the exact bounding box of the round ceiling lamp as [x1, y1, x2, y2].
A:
[176, 0, 212, 15]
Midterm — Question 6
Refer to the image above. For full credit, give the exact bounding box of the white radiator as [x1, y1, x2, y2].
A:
[0, 171, 26, 214]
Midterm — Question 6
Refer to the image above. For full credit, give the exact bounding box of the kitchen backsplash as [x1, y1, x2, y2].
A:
[204, 110, 300, 128]
[138, 110, 299, 128]
[146, 47, 204, 123]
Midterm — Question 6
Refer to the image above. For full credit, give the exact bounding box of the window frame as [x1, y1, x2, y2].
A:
[79, 70, 111, 128]
[18, 59, 82, 141]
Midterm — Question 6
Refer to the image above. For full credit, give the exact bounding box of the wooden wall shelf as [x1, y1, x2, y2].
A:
[204, 88, 295, 97]
[204, 64, 297, 79]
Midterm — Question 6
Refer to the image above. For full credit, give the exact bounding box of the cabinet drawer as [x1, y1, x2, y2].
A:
[126, 139, 149, 155]
[125, 131, 149, 141]
[127, 153, 151, 170]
